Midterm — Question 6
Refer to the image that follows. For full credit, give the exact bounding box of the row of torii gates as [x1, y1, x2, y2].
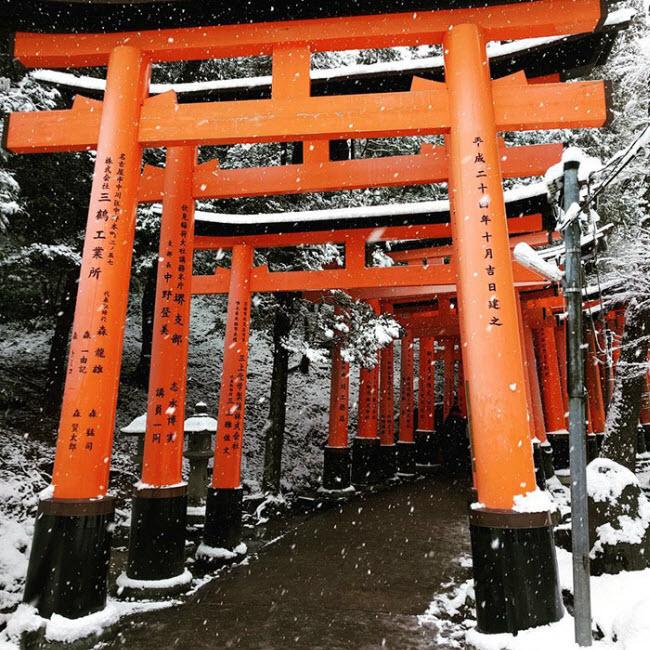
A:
[4, 0, 640, 638]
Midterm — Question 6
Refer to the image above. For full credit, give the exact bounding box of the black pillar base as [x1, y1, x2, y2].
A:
[322, 446, 351, 491]
[532, 442, 546, 490]
[351, 437, 380, 486]
[637, 425, 648, 455]
[547, 431, 569, 470]
[23, 497, 114, 619]
[396, 441, 416, 476]
[469, 508, 563, 634]
[587, 434, 600, 462]
[414, 429, 436, 465]
[124, 485, 188, 590]
[540, 441, 556, 480]
[202, 486, 243, 552]
[378, 444, 396, 481]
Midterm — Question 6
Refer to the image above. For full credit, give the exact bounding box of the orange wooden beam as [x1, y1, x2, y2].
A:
[191, 260, 545, 295]
[12, 0, 604, 67]
[5, 78, 608, 154]
[193, 223, 452, 250]
[138, 141, 562, 202]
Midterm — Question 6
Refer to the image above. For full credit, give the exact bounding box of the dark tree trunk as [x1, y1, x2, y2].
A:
[133, 260, 158, 388]
[262, 295, 293, 495]
[44, 268, 78, 415]
[601, 305, 650, 471]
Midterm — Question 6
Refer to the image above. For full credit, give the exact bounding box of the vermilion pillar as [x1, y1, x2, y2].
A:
[200, 244, 253, 556]
[23, 46, 150, 620]
[379, 341, 397, 479]
[442, 337, 456, 420]
[554, 319, 569, 414]
[535, 321, 569, 468]
[123, 146, 196, 593]
[523, 321, 555, 480]
[352, 354, 381, 485]
[585, 328, 606, 435]
[444, 23, 561, 634]
[397, 330, 416, 475]
[415, 337, 436, 465]
[323, 341, 351, 490]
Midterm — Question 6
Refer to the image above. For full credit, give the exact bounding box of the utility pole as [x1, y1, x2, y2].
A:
[563, 159, 592, 646]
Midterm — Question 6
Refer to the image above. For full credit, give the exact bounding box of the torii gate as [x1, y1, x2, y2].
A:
[5, 0, 609, 636]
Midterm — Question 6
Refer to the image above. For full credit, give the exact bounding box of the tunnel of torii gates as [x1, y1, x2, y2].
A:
[3, 0, 626, 636]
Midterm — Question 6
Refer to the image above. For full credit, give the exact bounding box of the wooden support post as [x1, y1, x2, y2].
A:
[379, 341, 397, 479]
[523, 321, 555, 480]
[585, 328, 606, 436]
[442, 337, 456, 421]
[201, 244, 253, 556]
[123, 146, 196, 594]
[352, 355, 380, 485]
[444, 23, 561, 634]
[323, 341, 351, 490]
[415, 337, 436, 465]
[555, 318, 569, 414]
[23, 45, 150, 620]
[535, 321, 569, 468]
[517, 296, 543, 488]
[397, 330, 416, 475]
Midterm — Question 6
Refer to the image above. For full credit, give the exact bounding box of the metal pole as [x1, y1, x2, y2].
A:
[563, 161, 592, 646]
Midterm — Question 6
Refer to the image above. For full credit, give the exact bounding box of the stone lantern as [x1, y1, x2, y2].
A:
[184, 402, 217, 515]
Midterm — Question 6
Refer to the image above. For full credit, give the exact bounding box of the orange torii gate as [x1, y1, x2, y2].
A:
[6, 0, 610, 635]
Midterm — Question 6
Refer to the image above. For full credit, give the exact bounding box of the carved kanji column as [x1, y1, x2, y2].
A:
[122, 146, 196, 595]
[397, 330, 416, 475]
[200, 243, 253, 558]
[379, 341, 397, 479]
[23, 45, 150, 620]
[415, 336, 436, 464]
[323, 340, 352, 490]
[352, 355, 380, 485]
[444, 23, 561, 634]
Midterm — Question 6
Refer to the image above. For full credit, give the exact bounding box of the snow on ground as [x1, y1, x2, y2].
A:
[421, 475, 650, 650]
[0, 293, 369, 639]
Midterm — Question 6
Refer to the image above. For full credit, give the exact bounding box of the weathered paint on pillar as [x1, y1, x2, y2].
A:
[399, 331, 415, 443]
[212, 244, 254, 489]
[379, 343, 396, 445]
[418, 337, 435, 430]
[357, 358, 379, 439]
[444, 23, 535, 508]
[442, 337, 456, 421]
[585, 328, 606, 434]
[328, 342, 350, 448]
[534, 322, 567, 433]
[141, 146, 196, 486]
[52, 46, 150, 500]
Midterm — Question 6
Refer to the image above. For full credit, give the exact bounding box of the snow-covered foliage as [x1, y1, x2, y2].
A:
[0, 76, 59, 229]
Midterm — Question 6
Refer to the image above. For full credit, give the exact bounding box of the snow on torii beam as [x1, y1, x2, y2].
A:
[138, 140, 562, 202]
[4, 73, 608, 154]
[11, 0, 605, 67]
[190, 219, 548, 295]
